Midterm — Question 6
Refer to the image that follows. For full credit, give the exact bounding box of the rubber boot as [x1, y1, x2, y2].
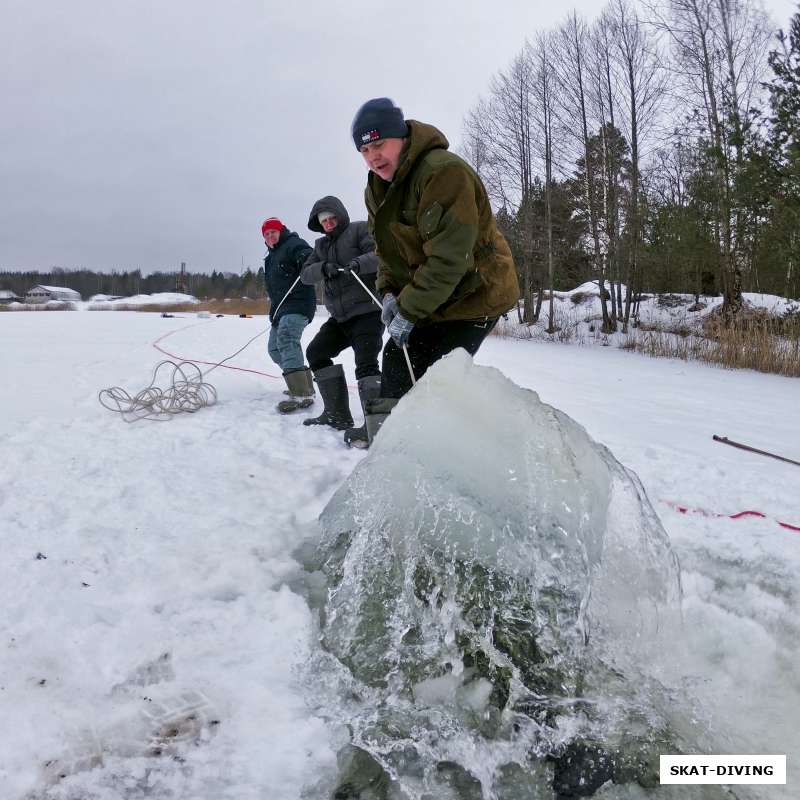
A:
[277, 367, 315, 413]
[364, 397, 399, 445]
[303, 364, 354, 430]
[344, 375, 382, 449]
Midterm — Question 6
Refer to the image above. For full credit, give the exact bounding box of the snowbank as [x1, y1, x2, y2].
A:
[499, 282, 799, 346]
[86, 292, 199, 310]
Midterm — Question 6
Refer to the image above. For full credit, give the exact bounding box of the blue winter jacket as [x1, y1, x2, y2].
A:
[264, 229, 316, 324]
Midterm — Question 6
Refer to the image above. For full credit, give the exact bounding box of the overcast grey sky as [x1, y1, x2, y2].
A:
[1, 0, 796, 275]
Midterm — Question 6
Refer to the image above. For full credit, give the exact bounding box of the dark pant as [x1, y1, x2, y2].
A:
[306, 311, 383, 381]
[381, 317, 497, 398]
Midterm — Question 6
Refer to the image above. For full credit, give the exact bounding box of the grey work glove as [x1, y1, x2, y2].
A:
[322, 261, 340, 278]
[381, 293, 399, 327]
[388, 311, 415, 347]
[341, 259, 360, 274]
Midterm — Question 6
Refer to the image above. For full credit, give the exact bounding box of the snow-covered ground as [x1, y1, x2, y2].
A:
[1, 309, 798, 799]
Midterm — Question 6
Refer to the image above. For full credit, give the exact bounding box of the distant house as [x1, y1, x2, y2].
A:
[0, 289, 22, 304]
[25, 285, 82, 303]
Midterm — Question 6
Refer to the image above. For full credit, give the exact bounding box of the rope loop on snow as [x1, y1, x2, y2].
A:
[99, 360, 218, 422]
[661, 499, 800, 533]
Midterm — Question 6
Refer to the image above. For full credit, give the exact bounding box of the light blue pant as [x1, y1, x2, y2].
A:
[268, 313, 309, 372]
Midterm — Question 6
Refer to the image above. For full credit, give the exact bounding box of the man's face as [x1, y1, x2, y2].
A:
[360, 138, 405, 181]
[264, 229, 281, 248]
[321, 215, 338, 234]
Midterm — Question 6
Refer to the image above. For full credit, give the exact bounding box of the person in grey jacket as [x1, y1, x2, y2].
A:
[300, 196, 383, 447]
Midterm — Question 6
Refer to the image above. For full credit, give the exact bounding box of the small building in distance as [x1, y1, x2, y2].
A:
[0, 289, 22, 305]
[25, 285, 82, 303]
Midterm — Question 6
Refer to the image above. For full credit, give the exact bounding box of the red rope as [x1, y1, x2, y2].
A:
[150, 319, 360, 391]
[151, 321, 283, 380]
[661, 500, 800, 533]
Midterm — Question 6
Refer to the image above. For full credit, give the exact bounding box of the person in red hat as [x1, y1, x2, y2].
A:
[261, 217, 317, 413]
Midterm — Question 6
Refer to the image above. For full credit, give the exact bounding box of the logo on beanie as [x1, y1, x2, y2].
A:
[361, 129, 381, 144]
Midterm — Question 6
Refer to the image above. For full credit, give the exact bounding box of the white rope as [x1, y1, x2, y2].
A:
[201, 328, 267, 377]
[348, 269, 416, 386]
[99, 360, 218, 423]
[100, 273, 299, 422]
[99, 326, 276, 422]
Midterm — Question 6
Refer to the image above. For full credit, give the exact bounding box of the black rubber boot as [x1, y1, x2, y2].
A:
[303, 364, 353, 430]
[364, 397, 399, 445]
[344, 375, 382, 449]
[277, 367, 315, 413]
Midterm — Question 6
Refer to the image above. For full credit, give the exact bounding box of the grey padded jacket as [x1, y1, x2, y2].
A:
[301, 196, 380, 322]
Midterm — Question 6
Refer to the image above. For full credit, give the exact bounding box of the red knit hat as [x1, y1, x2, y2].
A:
[261, 217, 285, 237]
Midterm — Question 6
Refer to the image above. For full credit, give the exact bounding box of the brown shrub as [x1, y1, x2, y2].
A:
[635, 319, 692, 338]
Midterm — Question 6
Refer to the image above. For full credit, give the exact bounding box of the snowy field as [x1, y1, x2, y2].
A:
[1, 309, 798, 799]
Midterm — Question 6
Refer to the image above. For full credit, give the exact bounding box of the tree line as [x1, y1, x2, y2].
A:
[462, 0, 800, 331]
[0, 266, 267, 301]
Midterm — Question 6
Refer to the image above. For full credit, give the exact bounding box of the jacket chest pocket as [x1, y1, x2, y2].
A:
[419, 202, 443, 241]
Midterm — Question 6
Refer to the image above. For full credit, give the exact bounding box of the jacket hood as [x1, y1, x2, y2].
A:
[392, 121, 449, 183]
[307, 196, 351, 234]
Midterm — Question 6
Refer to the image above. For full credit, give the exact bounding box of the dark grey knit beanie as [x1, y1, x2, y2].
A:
[351, 98, 408, 150]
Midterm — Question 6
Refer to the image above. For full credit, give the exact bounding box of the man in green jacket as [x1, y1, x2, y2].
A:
[351, 98, 520, 440]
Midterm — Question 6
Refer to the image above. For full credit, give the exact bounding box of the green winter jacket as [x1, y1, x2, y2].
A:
[365, 120, 520, 324]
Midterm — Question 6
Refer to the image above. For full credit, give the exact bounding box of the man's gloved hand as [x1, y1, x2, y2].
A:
[341, 259, 360, 274]
[381, 293, 399, 327]
[322, 262, 340, 278]
[388, 311, 414, 347]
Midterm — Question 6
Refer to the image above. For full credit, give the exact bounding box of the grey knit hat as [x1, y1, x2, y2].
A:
[351, 98, 408, 150]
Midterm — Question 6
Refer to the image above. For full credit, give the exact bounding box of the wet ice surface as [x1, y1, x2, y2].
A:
[302, 352, 700, 798]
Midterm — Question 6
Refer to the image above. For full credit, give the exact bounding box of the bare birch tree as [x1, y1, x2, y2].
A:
[589, 14, 624, 320]
[650, 0, 771, 317]
[529, 33, 560, 332]
[554, 12, 615, 331]
[606, 0, 667, 330]
[463, 51, 542, 322]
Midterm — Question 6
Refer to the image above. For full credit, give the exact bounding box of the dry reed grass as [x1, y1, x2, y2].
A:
[99, 298, 269, 315]
[622, 308, 800, 377]
[492, 305, 588, 344]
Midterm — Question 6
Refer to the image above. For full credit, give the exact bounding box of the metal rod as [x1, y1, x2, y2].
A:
[270, 274, 302, 320]
[348, 269, 382, 310]
[712, 435, 800, 468]
[402, 345, 416, 386]
[347, 269, 416, 386]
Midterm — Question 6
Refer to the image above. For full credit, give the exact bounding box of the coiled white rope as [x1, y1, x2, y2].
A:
[98, 276, 305, 423]
[99, 360, 218, 422]
[99, 321, 272, 423]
